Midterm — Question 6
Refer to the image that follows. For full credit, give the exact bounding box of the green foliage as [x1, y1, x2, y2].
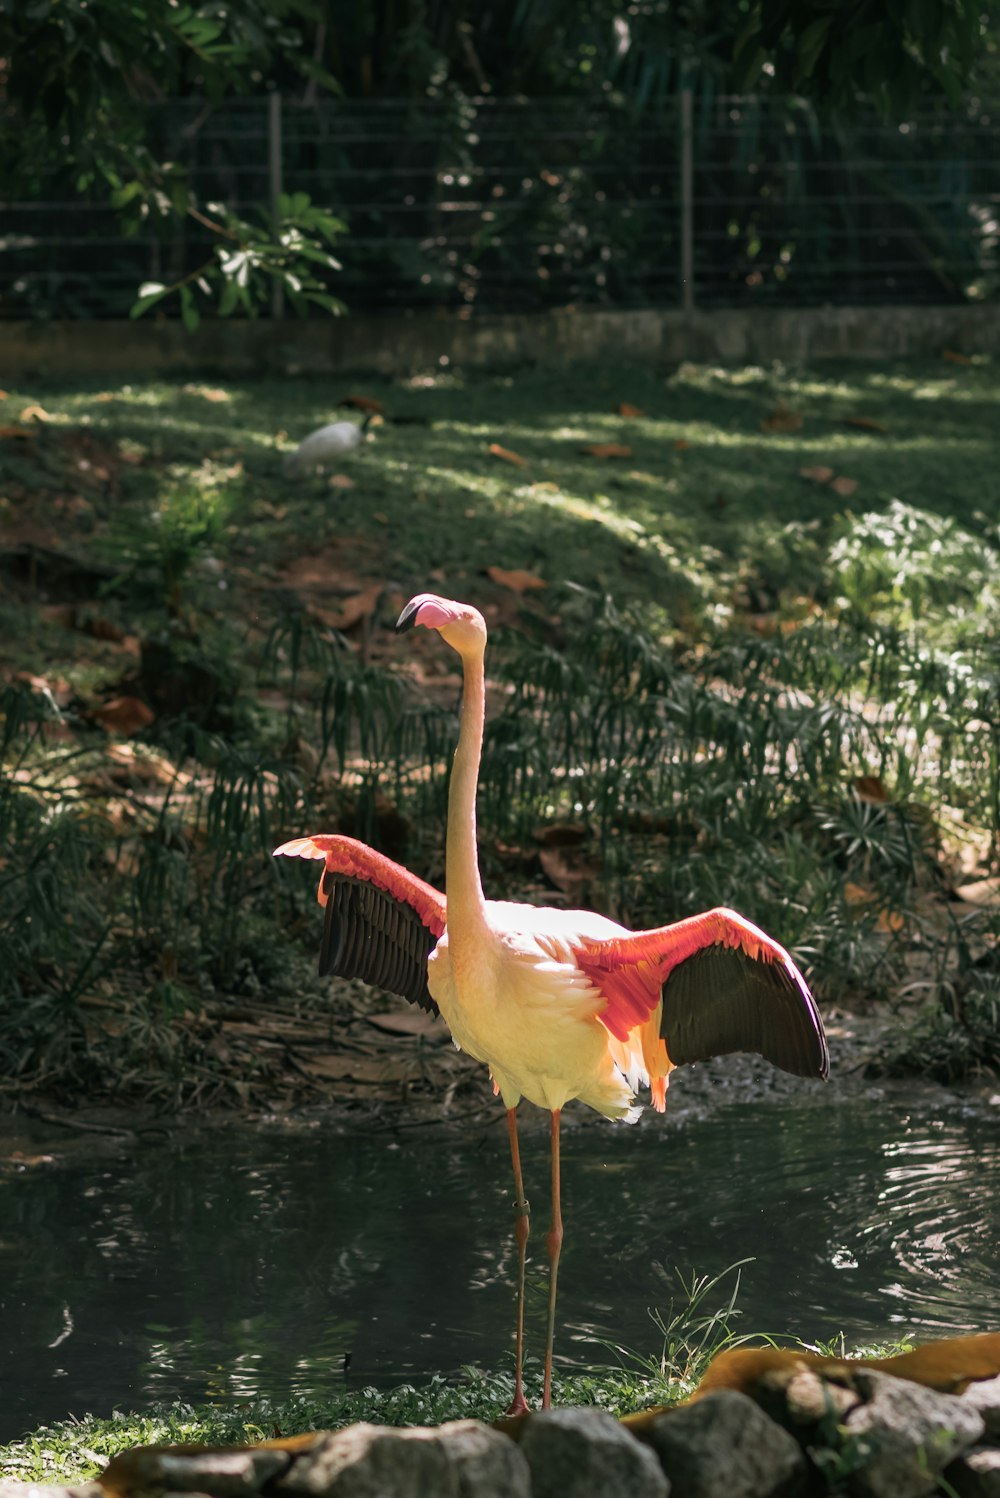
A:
[2, 360, 999, 1097]
[830, 500, 1000, 642]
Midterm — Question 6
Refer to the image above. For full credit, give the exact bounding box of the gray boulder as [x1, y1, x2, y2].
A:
[276, 1425, 457, 1498]
[276, 1420, 529, 1498]
[518, 1407, 669, 1498]
[946, 1446, 1000, 1498]
[639, 1391, 806, 1498]
[435, 1420, 532, 1498]
[843, 1369, 985, 1498]
[961, 1378, 1000, 1441]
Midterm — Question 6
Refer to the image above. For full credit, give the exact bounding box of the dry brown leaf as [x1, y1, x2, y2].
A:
[299, 1054, 415, 1084]
[328, 474, 356, 490]
[489, 443, 527, 467]
[485, 565, 546, 593]
[12, 671, 73, 707]
[312, 583, 383, 632]
[952, 878, 1000, 909]
[93, 696, 155, 736]
[761, 405, 803, 434]
[876, 908, 906, 933]
[338, 395, 384, 414]
[534, 822, 588, 848]
[846, 415, 889, 433]
[673, 438, 690, 451]
[579, 442, 633, 459]
[614, 402, 645, 417]
[943, 349, 974, 365]
[182, 384, 231, 403]
[539, 846, 601, 898]
[0, 425, 35, 440]
[844, 881, 874, 906]
[830, 476, 859, 496]
[853, 775, 890, 803]
[366, 1011, 449, 1040]
[800, 465, 835, 483]
[41, 603, 77, 628]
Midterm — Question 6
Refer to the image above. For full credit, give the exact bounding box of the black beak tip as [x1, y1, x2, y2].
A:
[395, 598, 421, 633]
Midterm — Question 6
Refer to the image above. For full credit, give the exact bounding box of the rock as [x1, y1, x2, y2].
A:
[435, 1420, 532, 1497]
[0, 1486, 105, 1498]
[945, 1447, 1000, 1498]
[843, 1369, 985, 1498]
[100, 1445, 292, 1496]
[638, 1391, 805, 1498]
[518, 1407, 668, 1498]
[961, 1377, 1000, 1440]
[276, 1420, 529, 1498]
[763, 1365, 861, 1426]
[277, 1425, 456, 1496]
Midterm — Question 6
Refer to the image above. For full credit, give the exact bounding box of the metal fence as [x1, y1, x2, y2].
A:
[3, 93, 998, 319]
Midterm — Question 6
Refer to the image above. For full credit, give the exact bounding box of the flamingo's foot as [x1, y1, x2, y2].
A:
[505, 1391, 530, 1417]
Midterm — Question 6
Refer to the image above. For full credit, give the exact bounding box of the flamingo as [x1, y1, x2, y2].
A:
[274, 593, 829, 1415]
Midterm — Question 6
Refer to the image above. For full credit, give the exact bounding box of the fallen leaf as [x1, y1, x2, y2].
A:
[952, 878, 1000, 909]
[844, 881, 874, 906]
[41, 603, 77, 628]
[830, 476, 858, 496]
[19, 404, 50, 424]
[338, 395, 384, 415]
[182, 384, 230, 402]
[311, 583, 383, 632]
[579, 443, 633, 459]
[298, 1054, 416, 1084]
[761, 405, 803, 434]
[876, 908, 906, 933]
[485, 565, 546, 593]
[489, 443, 527, 467]
[534, 822, 588, 847]
[673, 438, 690, 451]
[800, 465, 835, 483]
[328, 474, 356, 490]
[943, 349, 973, 365]
[846, 416, 889, 433]
[853, 775, 890, 803]
[366, 1011, 449, 1040]
[539, 847, 601, 898]
[0, 425, 35, 440]
[614, 402, 645, 417]
[92, 696, 155, 736]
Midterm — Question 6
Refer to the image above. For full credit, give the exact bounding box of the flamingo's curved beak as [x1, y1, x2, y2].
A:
[396, 593, 460, 632]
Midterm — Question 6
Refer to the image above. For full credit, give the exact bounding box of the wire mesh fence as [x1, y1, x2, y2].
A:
[3, 92, 998, 319]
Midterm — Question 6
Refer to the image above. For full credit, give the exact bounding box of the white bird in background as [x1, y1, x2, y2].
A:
[282, 413, 377, 475]
[275, 593, 829, 1416]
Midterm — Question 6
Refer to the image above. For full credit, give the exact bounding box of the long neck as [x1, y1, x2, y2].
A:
[445, 643, 489, 939]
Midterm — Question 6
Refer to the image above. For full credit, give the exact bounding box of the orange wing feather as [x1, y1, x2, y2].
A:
[574, 908, 828, 1081]
[274, 834, 447, 937]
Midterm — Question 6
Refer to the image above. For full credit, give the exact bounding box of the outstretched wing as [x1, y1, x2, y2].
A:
[274, 834, 446, 1015]
[573, 907, 828, 1081]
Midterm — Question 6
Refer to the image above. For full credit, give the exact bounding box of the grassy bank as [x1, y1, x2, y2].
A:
[1, 355, 999, 1107]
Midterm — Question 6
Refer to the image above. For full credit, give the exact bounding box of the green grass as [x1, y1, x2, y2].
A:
[2, 355, 999, 1105]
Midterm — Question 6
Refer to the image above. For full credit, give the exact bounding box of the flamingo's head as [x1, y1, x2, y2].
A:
[396, 593, 486, 654]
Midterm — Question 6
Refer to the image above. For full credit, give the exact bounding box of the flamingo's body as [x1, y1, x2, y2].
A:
[275, 593, 828, 1413]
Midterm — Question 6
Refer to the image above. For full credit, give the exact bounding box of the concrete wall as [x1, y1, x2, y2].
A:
[1, 303, 997, 380]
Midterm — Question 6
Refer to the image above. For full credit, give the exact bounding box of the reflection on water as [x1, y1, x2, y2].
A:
[1, 1092, 998, 1440]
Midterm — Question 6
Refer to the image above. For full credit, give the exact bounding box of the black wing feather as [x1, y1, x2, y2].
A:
[661, 944, 828, 1079]
[319, 872, 440, 1015]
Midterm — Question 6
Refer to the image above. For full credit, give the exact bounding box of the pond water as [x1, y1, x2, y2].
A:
[1, 1084, 999, 1442]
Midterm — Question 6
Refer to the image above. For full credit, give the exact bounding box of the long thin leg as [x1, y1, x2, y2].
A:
[505, 1105, 530, 1417]
[542, 1106, 563, 1410]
